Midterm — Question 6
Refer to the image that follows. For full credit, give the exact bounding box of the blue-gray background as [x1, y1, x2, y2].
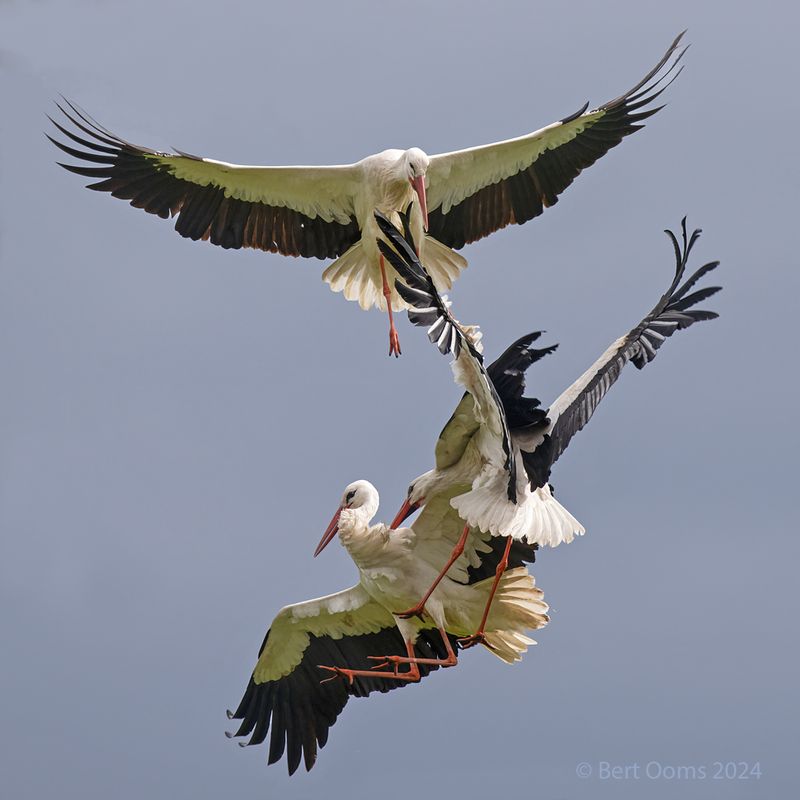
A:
[1, 1, 796, 798]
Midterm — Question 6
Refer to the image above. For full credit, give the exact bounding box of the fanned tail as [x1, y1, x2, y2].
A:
[421, 234, 468, 291]
[478, 567, 549, 663]
[322, 241, 383, 311]
[451, 480, 584, 547]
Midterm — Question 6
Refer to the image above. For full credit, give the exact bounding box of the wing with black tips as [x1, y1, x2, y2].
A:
[227, 585, 456, 775]
[48, 100, 361, 258]
[425, 33, 687, 249]
[521, 219, 721, 489]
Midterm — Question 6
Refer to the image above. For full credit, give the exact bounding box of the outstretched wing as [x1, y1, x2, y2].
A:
[425, 33, 686, 248]
[519, 219, 721, 488]
[376, 210, 518, 502]
[227, 585, 454, 775]
[48, 100, 361, 258]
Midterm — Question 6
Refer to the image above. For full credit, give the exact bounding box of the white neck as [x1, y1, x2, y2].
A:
[337, 505, 390, 568]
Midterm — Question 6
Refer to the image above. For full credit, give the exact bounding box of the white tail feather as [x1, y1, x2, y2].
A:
[421, 235, 468, 291]
[451, 482, 585, 547]
[322, 236, 467, 312]
[322, 241, 381, 311]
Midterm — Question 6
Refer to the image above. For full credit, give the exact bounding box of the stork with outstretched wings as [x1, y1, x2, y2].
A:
[49, 34, 685, 356]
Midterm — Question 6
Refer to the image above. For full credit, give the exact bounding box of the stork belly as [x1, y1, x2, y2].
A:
[359, 563, 441, 612]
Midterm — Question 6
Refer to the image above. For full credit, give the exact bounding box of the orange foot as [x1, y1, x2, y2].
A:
[457, 632, 494, 650]
[368, 655, 404, 673]
[389, 327, 402, 357]
[317, 665, 355, 685]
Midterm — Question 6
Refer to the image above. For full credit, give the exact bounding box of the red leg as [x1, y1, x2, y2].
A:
[317, 640, 420, 684]
[395, 523, 470, 620]
[368, 628, 458, 670]
[459, 535, 513, 650]
[380, 253, 402, 357]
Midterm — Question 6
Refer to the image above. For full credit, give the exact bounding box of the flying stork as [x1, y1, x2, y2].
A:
[376, 211, 720, 640]
[48, 34, 686, 356]
[227, 480, 548, 774]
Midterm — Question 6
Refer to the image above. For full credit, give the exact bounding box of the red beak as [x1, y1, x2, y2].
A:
[389, 497, 421, 530]
[314, 505, 344, 557]
[410, 175, 428, 232]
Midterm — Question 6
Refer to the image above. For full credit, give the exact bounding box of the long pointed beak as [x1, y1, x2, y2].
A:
[410, 175, 428, 232]
[314, 505, 343, 557]
[389, 497, 421, 530]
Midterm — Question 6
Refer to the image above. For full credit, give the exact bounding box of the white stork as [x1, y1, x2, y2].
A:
[49, 34, 685, 356]
[376, 211, 720, 640]
[227, 480, 548, 774]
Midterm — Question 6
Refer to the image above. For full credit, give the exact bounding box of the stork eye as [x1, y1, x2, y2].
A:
[345, 490, 356, 503]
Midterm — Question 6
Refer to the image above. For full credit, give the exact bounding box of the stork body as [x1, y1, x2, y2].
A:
[50, 35, 685, 355]
[227, 480, 547, 774]
[339, 149, 433, 354]
[316, 481, 544, 656]
[378, 213, 721, 636]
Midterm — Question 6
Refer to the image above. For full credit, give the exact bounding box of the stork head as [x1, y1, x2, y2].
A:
[402, 148, 429, 232]
[389, 471, 435, 529]
[314, 480, 379, 556]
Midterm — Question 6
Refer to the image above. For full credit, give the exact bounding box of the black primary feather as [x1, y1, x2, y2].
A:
[486, 332, 558, 432]
[426, 33, 688, 249]
[49, 99, 360, 258]
[228, 627, 459, 775]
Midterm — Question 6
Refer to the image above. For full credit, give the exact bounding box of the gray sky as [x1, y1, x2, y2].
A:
[1, 1, 796, 798]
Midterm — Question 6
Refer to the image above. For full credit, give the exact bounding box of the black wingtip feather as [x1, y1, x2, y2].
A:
[560, 100, 590, 125]
[427, 34, 687, 251]
[627, 218, 721, 369]
[50, 101, 361, 259]
[228, 628, 459, 775]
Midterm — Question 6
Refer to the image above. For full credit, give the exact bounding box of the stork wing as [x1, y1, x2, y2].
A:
[425, 33, 686, 249]
[227, 584, 455, 774]
[48, 100, 361, 258]
[519, 219, 721, 489]
[376, 211, 518, 502]
[422, 332, 556, 482]
[486, 332, 558, 431]
[411, 487, 538, 584]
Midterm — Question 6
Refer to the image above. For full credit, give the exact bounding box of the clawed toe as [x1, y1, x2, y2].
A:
[389, 330, 402, 358]
[367, 654, 404, 671]
[458, 632, 492, 650]
[368, 654, 400, 671]
[317, 664, 354, 685]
